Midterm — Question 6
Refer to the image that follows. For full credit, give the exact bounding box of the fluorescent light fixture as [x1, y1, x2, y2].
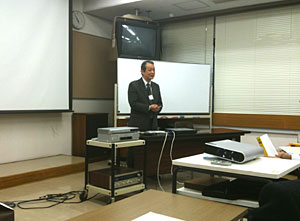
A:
[119, 0, 142, 3]
[83, 0, 142, 11]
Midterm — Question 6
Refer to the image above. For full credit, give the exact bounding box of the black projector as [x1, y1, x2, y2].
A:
[204, 140, 264, 163]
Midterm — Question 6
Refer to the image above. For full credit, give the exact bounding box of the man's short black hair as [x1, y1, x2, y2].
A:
[141, 60, 154, 71]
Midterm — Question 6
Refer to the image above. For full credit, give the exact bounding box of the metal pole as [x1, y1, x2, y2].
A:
[114, 83, 118, 127]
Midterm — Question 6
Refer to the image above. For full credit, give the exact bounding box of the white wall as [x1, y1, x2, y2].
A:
[73, 0, 112, 39]
[0, 113, 72, 164]
[220, 126, 300, 149]
[0, 1, 113, 164]
[72, 99, 114, 126]
[242, 132, 298, 149]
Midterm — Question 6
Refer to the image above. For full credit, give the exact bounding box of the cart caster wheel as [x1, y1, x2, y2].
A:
[107, 197, 115, 204]
[80, 189, 88, 202]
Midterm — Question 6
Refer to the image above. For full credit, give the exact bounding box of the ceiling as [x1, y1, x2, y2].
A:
[82, 0, 297, 22]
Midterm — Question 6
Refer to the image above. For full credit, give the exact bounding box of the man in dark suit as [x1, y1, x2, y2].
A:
[248, 151, 300, 220]
[128, 60, 163, 131]
[248, 179, 300, 221]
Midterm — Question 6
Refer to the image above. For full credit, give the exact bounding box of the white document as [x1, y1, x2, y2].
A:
[260, 134, 278, 157]
[280, 146, 300, 155]
[132, 212, 184, 221]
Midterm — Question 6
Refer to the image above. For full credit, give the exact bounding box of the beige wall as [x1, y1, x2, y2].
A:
[0, 113, 72, 164]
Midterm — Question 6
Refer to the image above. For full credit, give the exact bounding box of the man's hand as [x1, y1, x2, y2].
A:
[276, 151, 291, 159]
[149, 104, 161, 112]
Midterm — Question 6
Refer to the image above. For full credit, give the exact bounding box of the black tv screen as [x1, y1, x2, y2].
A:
[116, 18, 160, 60]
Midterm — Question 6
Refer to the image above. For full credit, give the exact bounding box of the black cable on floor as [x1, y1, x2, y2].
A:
[1, 190, 99, 210]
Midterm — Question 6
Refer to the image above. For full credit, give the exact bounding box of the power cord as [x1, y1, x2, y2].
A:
[168, 131, 184, 185]
[157, 131, 168, 192]
[156, 131, 184, 191]
[170, 131, 175, 175]
[1, 190, 99, 210]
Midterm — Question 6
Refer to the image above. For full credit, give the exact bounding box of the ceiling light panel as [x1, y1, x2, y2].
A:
[212, 0, 242, 4]
[174, 0, 209, 11]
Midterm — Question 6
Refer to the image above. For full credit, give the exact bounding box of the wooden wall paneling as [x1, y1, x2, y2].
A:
[72, 114, 86, 156]
[213, 113, 300, 130]
[72, 113, 108, 157]
[0, 163, 84, 189]
[73, 31, 117, 99]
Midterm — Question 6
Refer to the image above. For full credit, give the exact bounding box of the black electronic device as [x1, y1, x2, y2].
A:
[202, 178, 267, 201]
[89, 167, 143, 190]
[115, 17, 160, 60]
[0, 202, 14, 221]
[165, 128, 197, 135]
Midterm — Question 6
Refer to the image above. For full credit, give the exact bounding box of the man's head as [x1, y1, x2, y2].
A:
[141, 60, 155, 82]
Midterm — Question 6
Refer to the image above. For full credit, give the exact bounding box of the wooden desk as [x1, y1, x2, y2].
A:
[172, 153, 300, 207]
[68, 190, 247, 221]
[133, 128, 250, 176]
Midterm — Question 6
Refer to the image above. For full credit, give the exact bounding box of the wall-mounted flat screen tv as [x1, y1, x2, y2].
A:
[115, 18, 160, 60]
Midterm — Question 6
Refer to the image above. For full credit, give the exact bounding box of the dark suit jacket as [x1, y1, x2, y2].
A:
[128, 78, 163, 131]
[249, 179, 300, 221]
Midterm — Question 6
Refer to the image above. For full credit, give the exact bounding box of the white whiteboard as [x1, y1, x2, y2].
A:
[0, 0, 70, 111]
[117, 58, 210, 114]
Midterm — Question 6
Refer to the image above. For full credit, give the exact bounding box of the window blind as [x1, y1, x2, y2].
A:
[214, 5, 300, 115]
[161, 18, 214, 64]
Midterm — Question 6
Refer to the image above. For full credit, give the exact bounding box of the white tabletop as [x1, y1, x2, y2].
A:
[172, 153, 300, 179]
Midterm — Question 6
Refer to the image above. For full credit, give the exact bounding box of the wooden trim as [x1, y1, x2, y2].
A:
[0, 162, 84, 189]
[213, 113, 300, 130]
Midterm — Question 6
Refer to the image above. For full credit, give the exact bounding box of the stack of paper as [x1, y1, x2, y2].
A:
[256, 134, 278, 157]
[132, 212, 184, 221]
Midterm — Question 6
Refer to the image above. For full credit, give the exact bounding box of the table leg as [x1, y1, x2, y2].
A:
[172, 167, 179, 193]
[84, 146, 89, 188]
[111, 144, 115, 200]
[116, 148, 120, 167]
[143, 145, 147, 188]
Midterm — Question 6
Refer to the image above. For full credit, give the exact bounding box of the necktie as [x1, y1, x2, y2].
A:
[146, 83, 153, 104]
[146, 83, 152, 95]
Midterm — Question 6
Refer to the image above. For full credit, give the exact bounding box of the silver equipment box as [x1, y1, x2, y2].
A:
[98, 127, 140, 143]
[205, 140, 264, 163]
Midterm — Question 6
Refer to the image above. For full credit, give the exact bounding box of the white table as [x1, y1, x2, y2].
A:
[172, 153, 300, 207]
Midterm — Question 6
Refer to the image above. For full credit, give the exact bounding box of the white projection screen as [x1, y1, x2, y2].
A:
[117, 58, 210, 114]
[0, 0, 70, 112]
